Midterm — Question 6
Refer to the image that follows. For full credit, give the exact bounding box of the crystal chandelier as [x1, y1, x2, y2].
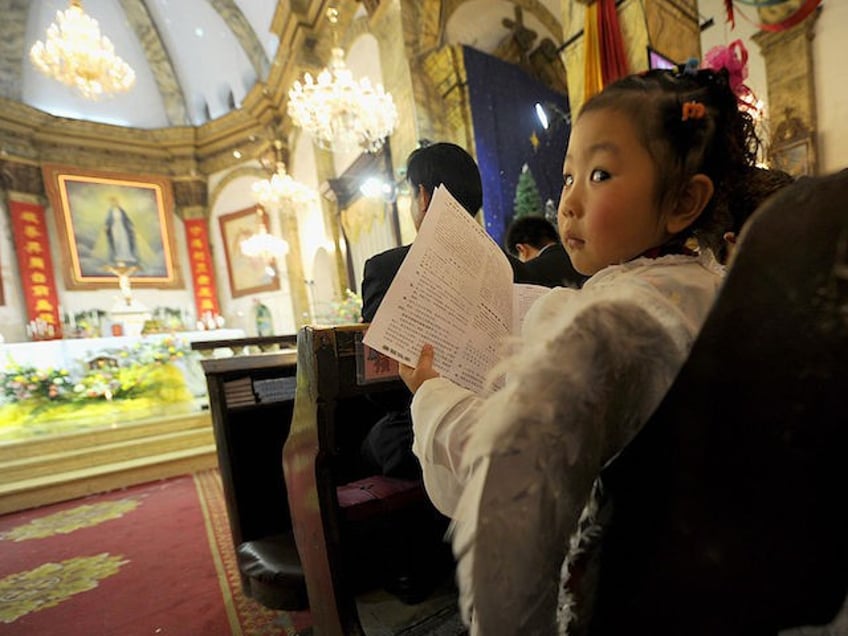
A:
[29, 0, 136, 100]
[287, 7, 397, 153]
[251, 140, 318, 209]
[240, 207, 289, 264]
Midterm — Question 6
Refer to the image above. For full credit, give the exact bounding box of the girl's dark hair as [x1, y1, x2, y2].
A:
[579, 67, 783, 253]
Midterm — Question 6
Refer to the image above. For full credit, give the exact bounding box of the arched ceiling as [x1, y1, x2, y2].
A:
[0, 0, 563, 132]
[2, 0, 279, 128]
[445, 0, 561, 52]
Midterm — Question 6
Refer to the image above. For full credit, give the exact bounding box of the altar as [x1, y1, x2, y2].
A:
[1, 329, 245, 370]
[0, 329, 245, 442]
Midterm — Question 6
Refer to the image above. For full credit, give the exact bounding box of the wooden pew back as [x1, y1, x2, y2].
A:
[283, 324, 434, 636]
[200, 348, 305, 610]
[588, 169, 848, 634]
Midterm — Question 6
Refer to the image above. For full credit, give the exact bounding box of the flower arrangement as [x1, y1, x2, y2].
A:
[0, 336, 196, 434]
[1, 366, 74, 402]
[117, 335, 189, 366]
[326, 289, 363, 325]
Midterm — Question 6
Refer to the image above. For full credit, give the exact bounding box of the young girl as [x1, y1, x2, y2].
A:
[399, 63, 780, 635]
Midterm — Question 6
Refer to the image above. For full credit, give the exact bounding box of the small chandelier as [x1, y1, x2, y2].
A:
[240, 207, 289, 267]
[29, 0, 136, 100]
[252, 140, 318, 209]
[287, 7, 397, 153]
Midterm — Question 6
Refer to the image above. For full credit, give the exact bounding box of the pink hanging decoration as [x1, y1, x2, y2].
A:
[702, 39, 752, 102]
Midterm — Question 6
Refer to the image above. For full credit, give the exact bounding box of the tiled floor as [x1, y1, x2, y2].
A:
[780, 595, 848, 636]
[339, 575, 848, 635]
[357, 575, 465, 636]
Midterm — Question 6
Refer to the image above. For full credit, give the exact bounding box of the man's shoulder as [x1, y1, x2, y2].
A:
[365, 244, 411, 270]
[522, 243, 587, 287]
[530, 242, 567, 264]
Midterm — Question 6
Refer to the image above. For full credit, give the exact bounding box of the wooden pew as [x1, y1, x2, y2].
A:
[200, 346, 307, 610]
[583, 170, 848, 633]
[191, 333, 298, 357]
[283, 324, 450, 635]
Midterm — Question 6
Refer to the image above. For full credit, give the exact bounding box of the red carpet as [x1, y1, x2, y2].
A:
[0, 470, 312, 635]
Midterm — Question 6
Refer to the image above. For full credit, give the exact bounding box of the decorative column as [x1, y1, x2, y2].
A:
[313, 145, 348, 296]
[752, 6, 821, 176]
[1, 160, 62, 339]
[277, 203, 312, 327]
[173, 176, 222, 324]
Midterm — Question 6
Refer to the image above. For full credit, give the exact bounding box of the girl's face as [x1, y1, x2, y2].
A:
[557, 107, 673, 276]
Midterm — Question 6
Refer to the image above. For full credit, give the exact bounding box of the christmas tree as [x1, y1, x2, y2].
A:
[513, 163, 543, 218]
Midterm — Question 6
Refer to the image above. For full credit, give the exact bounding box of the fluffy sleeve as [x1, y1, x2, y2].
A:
[411, 378, 483, 517]
[451, 297, 685, 635]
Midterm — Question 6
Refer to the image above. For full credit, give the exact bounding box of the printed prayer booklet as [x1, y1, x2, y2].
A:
[363, 185, 548, 393]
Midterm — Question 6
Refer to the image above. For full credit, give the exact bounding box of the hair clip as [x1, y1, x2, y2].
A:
[681, 101, 706, 121]
[682, 58, 699, 76]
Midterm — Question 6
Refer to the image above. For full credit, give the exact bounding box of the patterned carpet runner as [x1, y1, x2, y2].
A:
[0, 470, 310, 635]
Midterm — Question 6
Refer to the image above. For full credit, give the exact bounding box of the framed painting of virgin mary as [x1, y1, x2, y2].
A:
[42, 164, 183, 290]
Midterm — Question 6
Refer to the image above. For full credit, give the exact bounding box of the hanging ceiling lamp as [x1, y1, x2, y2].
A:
[287, 7, 397, 153]
[251, 140, 318, 209]
[240, 207, 289, 270]
[29, 0, 136, 100]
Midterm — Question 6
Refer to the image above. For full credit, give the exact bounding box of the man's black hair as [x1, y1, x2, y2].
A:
[405, 142, 483, 215]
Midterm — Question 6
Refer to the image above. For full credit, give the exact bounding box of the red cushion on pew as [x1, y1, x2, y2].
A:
[336, 476, 425, 522]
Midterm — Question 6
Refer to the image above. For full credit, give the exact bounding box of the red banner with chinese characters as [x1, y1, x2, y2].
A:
[184, 219, 220, 320]
[9, 199, 62, 339]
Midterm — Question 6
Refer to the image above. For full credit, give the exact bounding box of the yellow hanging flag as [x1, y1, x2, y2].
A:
[583, 2, 604, 102]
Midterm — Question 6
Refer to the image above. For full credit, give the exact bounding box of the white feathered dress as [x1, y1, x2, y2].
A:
[410, 251, 724, 635]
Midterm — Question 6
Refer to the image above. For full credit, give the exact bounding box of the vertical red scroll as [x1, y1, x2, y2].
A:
[184, 219, 220, 320]
[9, 199, 62, 339]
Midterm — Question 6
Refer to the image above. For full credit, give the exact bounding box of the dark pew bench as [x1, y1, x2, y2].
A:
[191, 333, 298, 357]
[283, 324, 452, 636]
[586, 169, 848, 634]
[199, 345, 307, 610]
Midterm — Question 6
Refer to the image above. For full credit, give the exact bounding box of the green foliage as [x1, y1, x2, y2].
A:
[513, 164, 543, 219]
[0, 337, 192, 405]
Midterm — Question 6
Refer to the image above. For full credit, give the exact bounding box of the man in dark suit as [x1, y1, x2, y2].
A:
[359, 142, 486, 601]
[361, 142, 486, 323]
[359, 142, 486, 479]
[505, 215, 588, 288]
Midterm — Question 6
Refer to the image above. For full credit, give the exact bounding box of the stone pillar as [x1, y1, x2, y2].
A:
[419, 45, 476, 154]
[642, 0, 700, 66]
[0, 159, 45, 200]
[172, 177, 208, 220]
[752, 7, 820, 175]
[313, 146, 348, 297]
[1, 159, 56, 339]
[369, 0, 420, 170]
[278, 204, 312, 327]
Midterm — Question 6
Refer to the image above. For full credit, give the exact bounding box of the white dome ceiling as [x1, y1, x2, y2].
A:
[6, 0, 279, 129]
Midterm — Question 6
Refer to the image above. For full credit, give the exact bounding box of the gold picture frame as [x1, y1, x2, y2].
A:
[218, 206, 281, 298]
[42, 164, 183, 290]
[770, 137, 814, 179]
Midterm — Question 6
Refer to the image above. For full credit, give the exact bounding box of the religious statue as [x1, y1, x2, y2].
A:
[106, 262, 139, 306]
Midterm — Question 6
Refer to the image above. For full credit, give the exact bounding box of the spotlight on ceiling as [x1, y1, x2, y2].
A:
[535, 102, 549, 130]
[360, 176, 395, 201]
